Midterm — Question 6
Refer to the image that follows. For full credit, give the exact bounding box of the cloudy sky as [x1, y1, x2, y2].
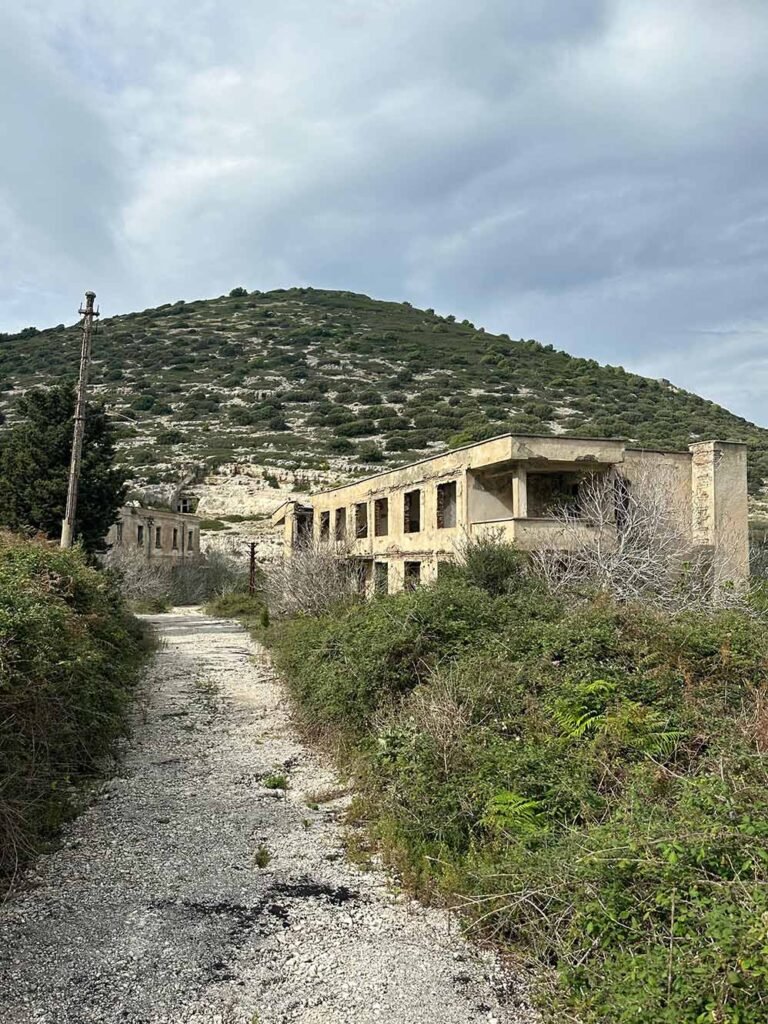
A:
[2, 1, 767, 424]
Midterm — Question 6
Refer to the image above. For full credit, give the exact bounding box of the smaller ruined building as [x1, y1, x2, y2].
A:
[272, 433, 749, 594]
[106, 502, 201, 559]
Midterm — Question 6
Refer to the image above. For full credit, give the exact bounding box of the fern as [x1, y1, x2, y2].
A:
[552, 678, 618, 738]
[482, 791, 546, 837]
[552, 680, 682, 756]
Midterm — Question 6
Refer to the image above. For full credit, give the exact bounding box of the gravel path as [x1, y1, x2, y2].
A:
[0, 610, 536, 1024]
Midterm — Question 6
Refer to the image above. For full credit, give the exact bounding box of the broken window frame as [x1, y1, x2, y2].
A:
[404, 560, 421, 590]
[403, 490, 421, 533]
[436, 480, 458, 529]
[335, 507, 347, 542]
[373, 497, 389, 537]
[320, 510, 330, 541]
[355, 502, 369, 539]
[374, 561, 389, 595]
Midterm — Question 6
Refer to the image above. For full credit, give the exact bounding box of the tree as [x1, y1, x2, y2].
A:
[529, 465, 742, 609]
[0, 383, 126, 551]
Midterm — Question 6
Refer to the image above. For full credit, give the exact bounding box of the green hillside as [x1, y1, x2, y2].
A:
[1, 286, 767, 492]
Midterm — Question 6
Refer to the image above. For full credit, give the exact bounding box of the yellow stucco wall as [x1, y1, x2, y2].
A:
[274, 433, 750, 593]
[107, 505, 201, 559]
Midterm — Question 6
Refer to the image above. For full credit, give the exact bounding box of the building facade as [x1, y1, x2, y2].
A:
[106, 503, 202, 560]
[272, 434, 749, 594]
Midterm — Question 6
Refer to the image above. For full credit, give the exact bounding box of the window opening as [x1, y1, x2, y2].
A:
[374, 561, 389, 595]
[403, 490, 421, 533]
[374, 497, 389, 536]
[527, 472, 582, 518]
[355, 502, 368, 539]
[320, 510, 330, 540]
[335, 508, 347, 541]
[404, 560, 421, 590]
[436, 481, 457, 528]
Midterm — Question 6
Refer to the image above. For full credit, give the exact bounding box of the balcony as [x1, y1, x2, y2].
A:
[470, 517, 615, 551]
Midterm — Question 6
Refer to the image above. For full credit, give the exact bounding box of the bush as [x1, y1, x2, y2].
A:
[199, 518, 229, 531]
[262, 552, 768, 1023]
[206, 591, 264, 623]
[0, 533, 151, 880]
[453, 530, 529, 595]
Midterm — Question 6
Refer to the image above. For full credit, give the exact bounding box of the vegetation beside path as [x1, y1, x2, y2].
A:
[0, 533, 152, 884]
[227, 546, 768, 1024]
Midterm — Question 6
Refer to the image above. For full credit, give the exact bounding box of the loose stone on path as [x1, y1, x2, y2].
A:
[0, 610, 536, 1024]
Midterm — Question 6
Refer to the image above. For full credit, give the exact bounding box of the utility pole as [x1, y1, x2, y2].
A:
[249, 541, 257, 594]
[61, 291, 99, 549]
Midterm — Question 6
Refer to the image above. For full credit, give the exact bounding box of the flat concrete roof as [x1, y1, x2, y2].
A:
[311, 431, 629, 498]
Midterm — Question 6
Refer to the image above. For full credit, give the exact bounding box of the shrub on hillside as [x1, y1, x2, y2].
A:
[0, 533, 151, 880]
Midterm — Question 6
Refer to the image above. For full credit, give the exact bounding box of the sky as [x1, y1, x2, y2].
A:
[1, 0, 767, 425]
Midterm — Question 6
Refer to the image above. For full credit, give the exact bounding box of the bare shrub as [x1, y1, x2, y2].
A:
[104, 546, 247, 605]
[169, 549, 248, 604]
[264, 540, 364, 617]
[103, 546, 169, 602]
[529, 465, 741, 610]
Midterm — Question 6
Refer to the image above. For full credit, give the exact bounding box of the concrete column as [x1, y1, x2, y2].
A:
[512, 465, 528, 518]
[421, 557, 439, 586]
[390, 559, 405, 593]
[689, 441, 749, 583]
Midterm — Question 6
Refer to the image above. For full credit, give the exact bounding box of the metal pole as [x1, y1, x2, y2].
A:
[61, 291, 99, 548]
[249, 542, 257, 595]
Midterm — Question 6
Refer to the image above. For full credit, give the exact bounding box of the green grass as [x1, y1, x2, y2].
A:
[258, 553, 768, 1023]
[253, 845, 271, 868]
[1, 286, 766, 491]
[262, 773, 288, 790]
[198, 518, 230, 531]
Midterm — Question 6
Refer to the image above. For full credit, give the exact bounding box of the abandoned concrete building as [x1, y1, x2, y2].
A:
[106, 503, 202, 559]
[272, 434, 749, 594]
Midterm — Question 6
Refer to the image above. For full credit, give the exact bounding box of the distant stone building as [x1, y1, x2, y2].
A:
[272, 433, 749, 594]
[107, 503, 201, 559]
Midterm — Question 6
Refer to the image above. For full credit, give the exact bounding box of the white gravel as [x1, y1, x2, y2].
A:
[0, 610, 537, 1024]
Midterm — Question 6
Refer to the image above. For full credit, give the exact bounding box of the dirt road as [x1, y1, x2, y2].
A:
[0, 610, 535, 1024]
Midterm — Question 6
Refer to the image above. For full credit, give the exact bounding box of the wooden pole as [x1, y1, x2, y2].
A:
[249, 541, 257, 594]
[61, 291, 99, 549]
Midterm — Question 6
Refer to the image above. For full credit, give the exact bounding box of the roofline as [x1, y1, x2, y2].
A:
[120, 503, 202, 521]
[312, 433, 750, 499]
[312, 431, 629, 497]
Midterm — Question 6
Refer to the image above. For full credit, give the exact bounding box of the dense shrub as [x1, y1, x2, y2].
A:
[0, 534, 151, 880]
[265, 555, 768, 1023]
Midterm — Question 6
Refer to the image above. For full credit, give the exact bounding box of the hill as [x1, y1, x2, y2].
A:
[1, 286, 767, 493]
